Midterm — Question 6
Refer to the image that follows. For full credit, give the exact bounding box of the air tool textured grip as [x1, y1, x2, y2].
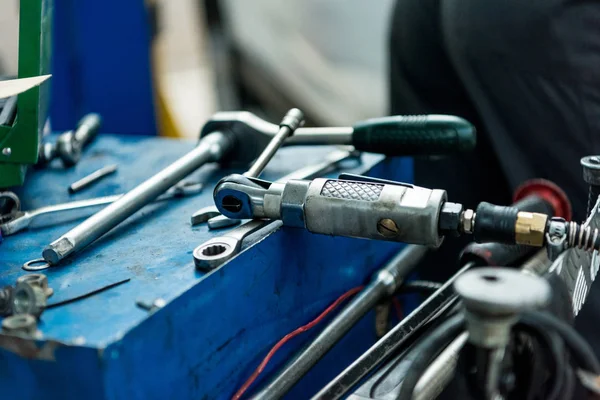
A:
[351, 115, 476, 156]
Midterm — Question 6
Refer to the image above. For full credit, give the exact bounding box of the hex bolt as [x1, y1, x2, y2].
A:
[2, 314, 38, 336]
[454, 268, 551, 398]
[1, 147, 11, 157]
[12, 281, 47, 318]
[377, 218, 399, 238]
[581, 156, 600, 215]
[16, 274, 53, 298]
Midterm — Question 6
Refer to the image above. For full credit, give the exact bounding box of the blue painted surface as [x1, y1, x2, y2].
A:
[51, 0, 157, 136]
[0, 134, 413, 399]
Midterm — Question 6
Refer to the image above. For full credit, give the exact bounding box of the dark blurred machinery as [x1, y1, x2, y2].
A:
[217, 152, 600, 399]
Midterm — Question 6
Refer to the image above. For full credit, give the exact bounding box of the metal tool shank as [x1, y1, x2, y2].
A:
[42, 132, 231, 264]
[252, 245, 428, 399]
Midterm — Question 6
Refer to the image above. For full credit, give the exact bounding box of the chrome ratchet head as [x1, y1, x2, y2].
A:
[213, 174, 271, 220]
[199, 112, 279, 168]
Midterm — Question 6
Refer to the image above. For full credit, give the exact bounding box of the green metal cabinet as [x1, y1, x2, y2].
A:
[0, 0, 52, 188]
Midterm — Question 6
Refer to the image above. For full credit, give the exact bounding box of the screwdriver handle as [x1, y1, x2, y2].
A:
[351, 115, 476, 156]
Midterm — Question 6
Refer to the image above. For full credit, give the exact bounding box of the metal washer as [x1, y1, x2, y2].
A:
[22, 258, 51, 271]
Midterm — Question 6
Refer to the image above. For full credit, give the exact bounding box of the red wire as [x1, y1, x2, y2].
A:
[232, 286, 364, 400]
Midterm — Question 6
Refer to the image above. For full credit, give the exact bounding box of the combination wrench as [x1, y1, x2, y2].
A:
[3, 182, 202, 237]
[193, 148, 361, 270]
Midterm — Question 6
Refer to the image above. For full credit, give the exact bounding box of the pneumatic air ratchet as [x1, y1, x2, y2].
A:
[212, 172, 587, 256]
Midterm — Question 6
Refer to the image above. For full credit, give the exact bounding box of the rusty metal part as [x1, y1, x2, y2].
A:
[11, 282, 47, 318]
[17, 274, 53, 298]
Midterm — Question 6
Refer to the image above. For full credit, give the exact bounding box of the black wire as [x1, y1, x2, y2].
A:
[520, 310, 600, 373]
[514, 321, 564, 400]
[46, 278, 131, 308]
[395, 314, 466, 400]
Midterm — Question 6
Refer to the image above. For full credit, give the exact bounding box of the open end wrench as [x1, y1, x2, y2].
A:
[192, 148, 361, 269]
[3, 182, 203, 237]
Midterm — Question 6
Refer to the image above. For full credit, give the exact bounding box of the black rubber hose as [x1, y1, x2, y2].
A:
[396, 314, 466, 400]
[514, 322, 564, 400]
[520, 311, 600, 373]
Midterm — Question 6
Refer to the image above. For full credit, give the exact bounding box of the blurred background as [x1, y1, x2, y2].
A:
[0, 0, 395, 138]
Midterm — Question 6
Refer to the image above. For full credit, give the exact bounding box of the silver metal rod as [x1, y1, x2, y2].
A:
[285, 127, 353, 146]
[312, 262, 474, 400]
[42, 132, 231, 265]
[251, 245, 428, 399]
[68, 164, 118, 193]
[413, 332, 468, 400]
[244, 109, 304, 178]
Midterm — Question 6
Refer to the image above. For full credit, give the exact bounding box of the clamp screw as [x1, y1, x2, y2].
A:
[377, 218, 399, 238]
[1, 147, 11, 156]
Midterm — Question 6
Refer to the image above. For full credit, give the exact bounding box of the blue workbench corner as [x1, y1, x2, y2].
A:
[0, 133, 413, 399]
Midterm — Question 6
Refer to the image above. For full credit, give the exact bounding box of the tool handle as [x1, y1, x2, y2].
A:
[74, 113, 102, 145]
[351, 115, 476, 156]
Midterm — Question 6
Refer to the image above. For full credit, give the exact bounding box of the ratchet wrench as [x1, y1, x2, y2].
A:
[193, 148, 361, 270]
[2, 182, 202, 237]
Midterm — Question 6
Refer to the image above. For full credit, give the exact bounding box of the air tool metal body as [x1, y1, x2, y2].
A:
[214, 173, 580, 254]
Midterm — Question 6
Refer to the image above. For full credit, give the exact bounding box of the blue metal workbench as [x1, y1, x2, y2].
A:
[0, 134, 412, 399]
